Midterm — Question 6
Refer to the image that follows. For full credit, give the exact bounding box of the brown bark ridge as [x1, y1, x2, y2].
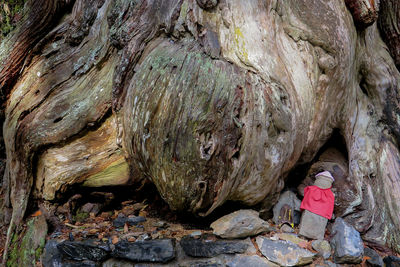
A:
[345, 0, 379, 28]
[0, 0, 74, 99]
[1, 0, 400, 261]
[378, 0, 400, 70]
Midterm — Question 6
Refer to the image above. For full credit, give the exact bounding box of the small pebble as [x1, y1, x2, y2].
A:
[112, 236, 119, 244]
[137, 233, 150, 241]
[190, 231, 202, 238]
[153, 221, 167, 228]
[280, 224, 295, 233]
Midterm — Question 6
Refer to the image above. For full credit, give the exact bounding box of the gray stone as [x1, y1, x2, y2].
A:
[324, 261, 337, 267]
[180, 237, 248, 258]
[57, 240, 111, 262]
[312, 240, 331, 259]
[102, 258, 135, 267]
[299, 210, 328, 240]
[276, 233, 307, 246]
[190, 231, 203, 237]
[330, 218, 363, 264]
[211, 209, 271, 239]
[112, 239, 175, 263]
[364, 247, 383, 267]
[113, 213, 146, 227]
[137, 233, 151, 241]
[256, 236, 315, 266]
[153, 221, 168, 229]
[383, 255, 400, 267]
[280, 224, 295, 233]
[179, 259, 225, 267]
[44, 240, 101, 267]
[63, 261, 100, 267]
[226, 255, 277, 267]
[273, 191, 301, 226]
[43, 240, 63, 267]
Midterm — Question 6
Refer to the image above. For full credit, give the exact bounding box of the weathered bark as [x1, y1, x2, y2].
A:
[1, 0, 400, 261]
[378, 0, 400, 70]
[0, 0, 73, 97]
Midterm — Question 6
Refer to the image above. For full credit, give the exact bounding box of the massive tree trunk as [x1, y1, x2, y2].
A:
[1, 0, 400, 260]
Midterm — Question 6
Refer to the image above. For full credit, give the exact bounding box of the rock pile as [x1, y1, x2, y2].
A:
[38, 197, 392, 267]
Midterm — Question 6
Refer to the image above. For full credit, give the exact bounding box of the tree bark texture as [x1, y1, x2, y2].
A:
[1, 0, 400, 257]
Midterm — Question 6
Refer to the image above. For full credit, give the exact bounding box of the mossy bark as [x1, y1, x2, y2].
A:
[6, 215, 47, 267]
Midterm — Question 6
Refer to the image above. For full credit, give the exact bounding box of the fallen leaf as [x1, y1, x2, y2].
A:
[124, 223, 129, 233]
[361, 255, 372, 267]
[139, 205, 148, 217]
[31, 210, 42, 217]
[112, 235, 119, 244]
[89, 229, 99, 235]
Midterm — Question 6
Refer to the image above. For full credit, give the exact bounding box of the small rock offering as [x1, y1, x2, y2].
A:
[273, 191, 301, 226]
[210, 209, 271, 239]
[280, 224, 295, 233]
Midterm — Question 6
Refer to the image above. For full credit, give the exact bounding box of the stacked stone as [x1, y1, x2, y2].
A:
[299, 171, 335, 240]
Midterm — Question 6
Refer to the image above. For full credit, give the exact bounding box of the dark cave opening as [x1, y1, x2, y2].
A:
[36, 129, 350, 235]
[285, 128, 348, 190]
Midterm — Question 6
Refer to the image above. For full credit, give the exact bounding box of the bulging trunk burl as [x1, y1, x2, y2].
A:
[1, 0, 400, 259]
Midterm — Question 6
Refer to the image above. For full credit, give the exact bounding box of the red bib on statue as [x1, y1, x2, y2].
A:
[300, 185, 334, 219]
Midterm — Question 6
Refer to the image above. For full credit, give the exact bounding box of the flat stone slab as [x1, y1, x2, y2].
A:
[210, 209, 272, 239]
[113, 213, 146, 227]
[256, 236, 315, 266]
[180, 237, 248, 258]
[43, 240, 64, 267]
[102, 258, 136, 267]
[57, 240, 110, 262]
[277, 233, 307, 246]
[226, 255, 277, 267]
[179, 259, 225, 267]
[330, 218, 363, 264]
[112, 239, 175, 263]
[62, 260, 100, 267]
